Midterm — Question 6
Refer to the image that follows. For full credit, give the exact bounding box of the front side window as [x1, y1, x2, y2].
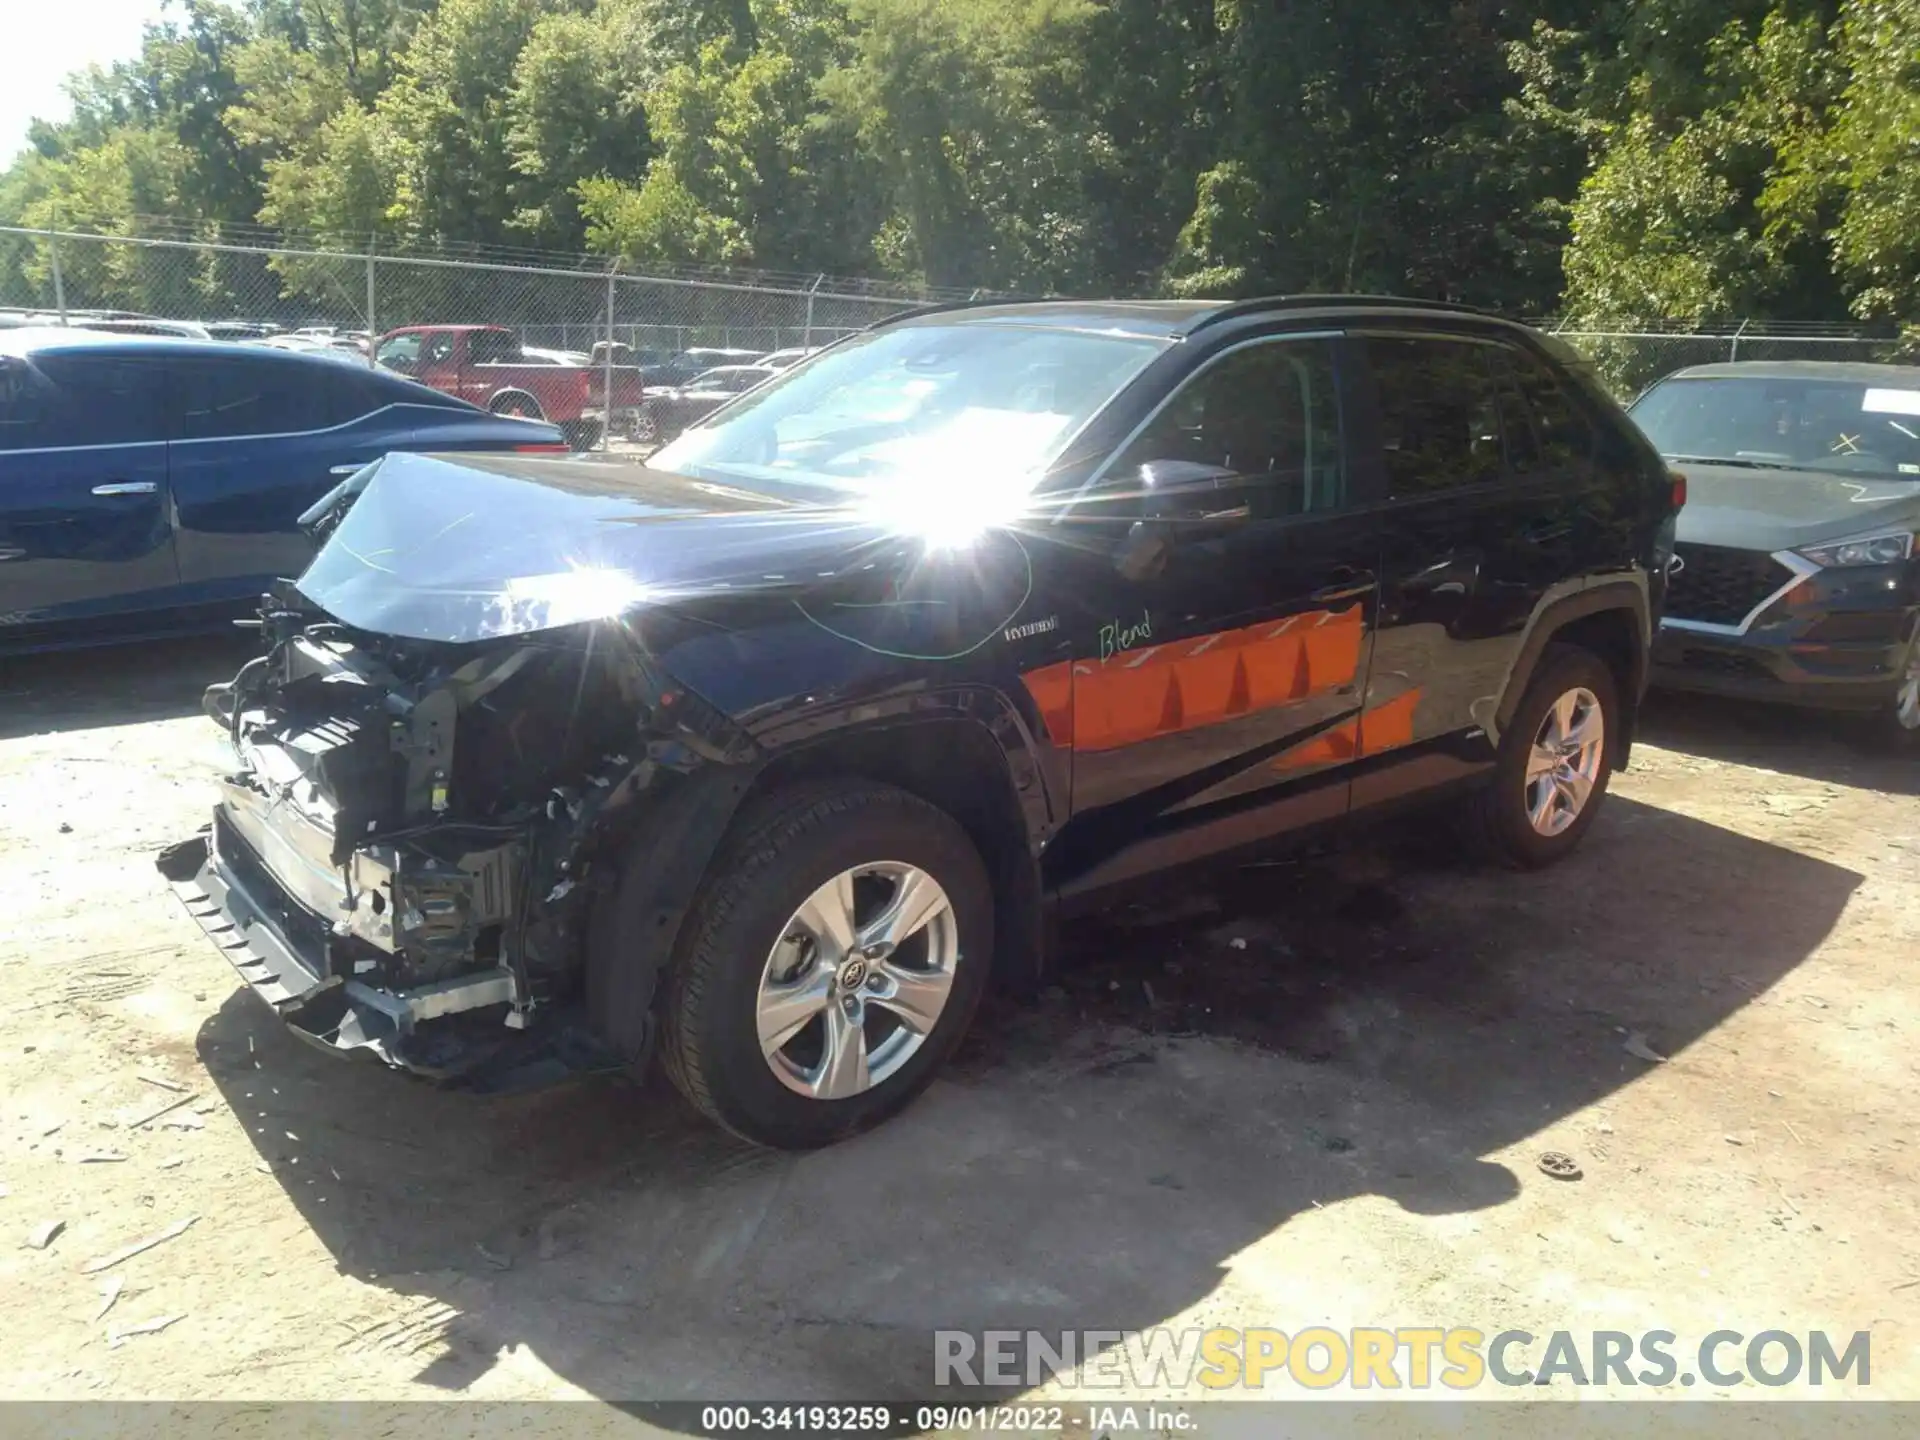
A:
[1630, 376, 1920, 480]
[1108, 339, 1345, 516]
[650, 323, 1166, 506]
[377, 334, 421, 373]
[1366, 336, 1505, 497]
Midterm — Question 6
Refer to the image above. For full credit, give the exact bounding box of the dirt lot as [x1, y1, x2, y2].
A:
[1, 635, 1916, 1409]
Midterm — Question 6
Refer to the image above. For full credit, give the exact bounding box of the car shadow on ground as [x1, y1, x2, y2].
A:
[193, 789, 1860, 1413]
[0, 633, 256, 742]
[1640, 689, 1918, 796]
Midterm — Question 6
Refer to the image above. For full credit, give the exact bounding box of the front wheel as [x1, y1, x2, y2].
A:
[1464, 643, 1619, 868]
[1870, 635, 1920, 750]
[657, 782, 993, 1148]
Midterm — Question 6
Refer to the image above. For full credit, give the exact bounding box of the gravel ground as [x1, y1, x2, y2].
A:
[1, 635, 1916, 1411]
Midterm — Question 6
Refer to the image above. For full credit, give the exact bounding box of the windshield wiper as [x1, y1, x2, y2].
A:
[1662, 453, 1804, 472]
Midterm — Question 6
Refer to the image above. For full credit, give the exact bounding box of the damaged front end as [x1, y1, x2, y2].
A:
[160, 580, 756, 1087]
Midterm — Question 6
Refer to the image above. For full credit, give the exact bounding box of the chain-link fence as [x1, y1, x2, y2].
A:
[8, 224, 1914, 423]
[0, 224, 987, 446]
[1540, 321, 1913, 400]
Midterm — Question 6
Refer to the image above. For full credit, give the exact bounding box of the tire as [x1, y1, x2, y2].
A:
[657, 782, 993, 1148]
[1464, 643, 1619, 869]
[559, 419, 603, 452]
[1868, 633, 1920, 751]
[630, 404, 660, 445]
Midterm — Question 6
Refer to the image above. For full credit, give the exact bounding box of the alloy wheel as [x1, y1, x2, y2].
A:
[1524, 687, 1606, 838]
[1896, 644, 1920, 732]
[755, 862, 960, 1101]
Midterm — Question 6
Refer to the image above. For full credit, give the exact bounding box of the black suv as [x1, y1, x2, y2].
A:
[161, 297, 1680, 1148]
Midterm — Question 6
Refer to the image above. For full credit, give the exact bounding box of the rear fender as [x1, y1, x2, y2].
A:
[1489, 577, 1652, 762]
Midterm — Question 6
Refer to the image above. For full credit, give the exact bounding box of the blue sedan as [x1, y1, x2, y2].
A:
[0, 328, 568, 653]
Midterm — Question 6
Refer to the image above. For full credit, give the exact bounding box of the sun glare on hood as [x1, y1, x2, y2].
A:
[500, 566, 653, 628]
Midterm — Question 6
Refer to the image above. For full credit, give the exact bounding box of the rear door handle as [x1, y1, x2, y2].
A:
[90, 481, 158, 497]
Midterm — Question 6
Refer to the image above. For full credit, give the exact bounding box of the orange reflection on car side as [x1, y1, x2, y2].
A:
[1019, 606, 1365, 754]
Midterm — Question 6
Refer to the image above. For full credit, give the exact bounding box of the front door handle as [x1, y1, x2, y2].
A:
[91, 481, 158, 497]
[330, 463, 370, 476]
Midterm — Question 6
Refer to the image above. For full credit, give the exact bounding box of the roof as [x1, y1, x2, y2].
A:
[1663, 360, 1920, 385]
[382, 323, 506, 334]
[0, 325, 360, 368]
[884, 294, 1514, 341]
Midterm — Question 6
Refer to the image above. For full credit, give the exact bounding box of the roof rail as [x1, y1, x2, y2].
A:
[1181, 293, 1504, 335]
[864, 295, 1042, 330]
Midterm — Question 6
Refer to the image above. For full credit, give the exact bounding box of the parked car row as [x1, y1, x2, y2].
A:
[0, 327, 565, 653]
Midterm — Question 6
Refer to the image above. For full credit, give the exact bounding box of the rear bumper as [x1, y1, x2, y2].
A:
[158, 811, 534, 1081]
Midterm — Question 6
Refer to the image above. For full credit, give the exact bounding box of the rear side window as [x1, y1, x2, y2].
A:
[1366, 336, 1505, 497]
[0, 352, 169, 450]
[1495, 345, 1594, 475]
[468, 330, 519, 365]
[172, 356, 373, 440]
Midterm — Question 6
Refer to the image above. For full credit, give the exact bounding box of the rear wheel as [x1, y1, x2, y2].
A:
[1464, 644, 1618, 868]
[658, 782, 993, 1148]
[559, 419, 603, 452]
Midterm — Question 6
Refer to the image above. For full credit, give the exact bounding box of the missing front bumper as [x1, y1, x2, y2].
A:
[158, 823, 596, 1087]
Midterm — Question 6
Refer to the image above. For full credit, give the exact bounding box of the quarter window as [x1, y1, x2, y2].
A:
[1111, 339, 1346, 516]
[1366, 336, 1505, 497]
[172, 356, 373, 440]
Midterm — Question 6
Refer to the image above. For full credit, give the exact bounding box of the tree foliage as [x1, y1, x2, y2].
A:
[4, 0, 1920, 328]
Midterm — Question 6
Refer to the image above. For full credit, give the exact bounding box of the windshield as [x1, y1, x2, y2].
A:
[1631, 376, 1920, 479]
[650, 322, 1166, 501]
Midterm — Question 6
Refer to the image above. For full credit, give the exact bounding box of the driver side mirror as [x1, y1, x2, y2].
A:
[1113, 460, 1247, 582]
[1136, 459, 1242, 520]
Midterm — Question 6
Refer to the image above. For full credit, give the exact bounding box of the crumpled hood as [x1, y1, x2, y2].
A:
[1675, 463, 1920, 553]
[295, 451, 909, 642]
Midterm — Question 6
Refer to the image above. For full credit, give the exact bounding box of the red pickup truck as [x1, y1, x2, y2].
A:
[374, 325, 647, 450]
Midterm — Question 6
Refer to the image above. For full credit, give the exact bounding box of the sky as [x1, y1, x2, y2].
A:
[3, 0, 173, 162]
